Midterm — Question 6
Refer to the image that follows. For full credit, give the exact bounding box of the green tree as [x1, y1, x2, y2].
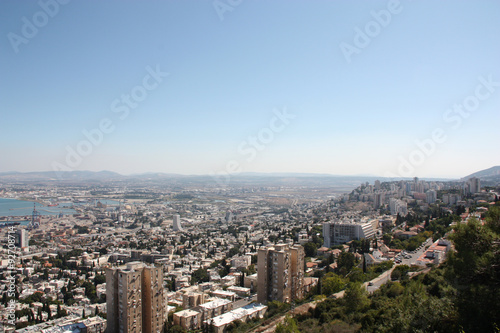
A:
[275, 315, 300, 333]
[485, 205, 500, 234]
[322, 273, 346, 296]
[94, 274, 106, 286]
[382, 233, 392, 245]
[391, 265, 410, 281]
[303, 242, 317, 257]
[191, 268, 209, 285]
[343, 282, 369, 312]
[448, 217, 500, 332]
[337, 252, 355, 275]
[47, 303, 52, 320]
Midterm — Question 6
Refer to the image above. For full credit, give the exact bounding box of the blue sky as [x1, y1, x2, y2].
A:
[1, 0, 499, 178]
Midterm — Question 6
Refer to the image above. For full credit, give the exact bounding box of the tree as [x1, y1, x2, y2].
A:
[47, 303, 52, 320]
[275, 315, 300, 333]
[391, 265, 410, 281]
[37, 307, 42, 323]
[343, 282, 369, 312]
[360, 238, 370, 254]
[56, 304, 67, 318]
[191, 268, 209, 285]
[94, 274, 106, 286]
[322, 273, 346, 296]
[485, 205, 500, 234]
[337, 252, 355, 275]
[448, 217, 500, 332]
[303, 242, 317, 257]
[228, 246, 240, 257]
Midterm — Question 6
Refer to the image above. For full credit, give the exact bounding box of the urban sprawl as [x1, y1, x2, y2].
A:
[0, 175, 498, 333]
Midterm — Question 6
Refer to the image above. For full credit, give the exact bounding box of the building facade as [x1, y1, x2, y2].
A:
[106, 262, 164, 333]
[14, 229, 29, 248]
[257, 244, 304, 304]
[323, 221, 375, 247]
[172, 214, 182, 231]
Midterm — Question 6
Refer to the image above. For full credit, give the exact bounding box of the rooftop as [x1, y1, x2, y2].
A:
[199, 298, 232, 309]
[207, 303, 267, 327]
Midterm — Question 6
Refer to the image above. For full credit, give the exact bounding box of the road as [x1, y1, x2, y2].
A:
[365, 267, 395, 293]
[232, 294, 256, 309]
[398, 238, 432, 266]
[366, 238, 433, 293]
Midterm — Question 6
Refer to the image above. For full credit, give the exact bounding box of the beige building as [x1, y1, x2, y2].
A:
[106, 262, 164, 333]
[244, 273, 258, 292]
[198, 298, 233, 322]
[182, 291, 206, 309]
[257, 244, 305, 304]
[173, 309, 202, 331]
[206, 303, 268, 333]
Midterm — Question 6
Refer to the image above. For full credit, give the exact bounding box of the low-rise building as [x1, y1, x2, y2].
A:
[198, 298, 233, 322]
[227, 286, 251, 297]
[206, 303, 267, 333]
[173, 309, 202, 331]
[212, 290, 237, 302]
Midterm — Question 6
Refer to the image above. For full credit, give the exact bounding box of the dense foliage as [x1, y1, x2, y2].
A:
[292, 204, 500, 333]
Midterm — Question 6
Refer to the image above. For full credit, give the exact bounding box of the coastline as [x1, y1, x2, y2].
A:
[0, 196, 47, 206]
[0, 197, 77, 218]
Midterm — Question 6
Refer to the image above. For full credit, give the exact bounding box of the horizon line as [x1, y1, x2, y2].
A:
[0, 169, 479, 180]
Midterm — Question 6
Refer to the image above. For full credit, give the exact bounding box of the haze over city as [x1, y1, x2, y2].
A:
[1, 1, 499, 178]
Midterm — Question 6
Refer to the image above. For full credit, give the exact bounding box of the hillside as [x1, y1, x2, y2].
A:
[461, 166, 500, 184]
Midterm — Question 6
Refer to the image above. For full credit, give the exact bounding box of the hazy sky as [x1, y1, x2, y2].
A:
[1, 0, 499, 178]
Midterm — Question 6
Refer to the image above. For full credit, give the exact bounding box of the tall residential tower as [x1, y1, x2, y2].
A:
[257, 244, 305, 304]
[172, 214, 183, 231]
[106, 262, 164, 333]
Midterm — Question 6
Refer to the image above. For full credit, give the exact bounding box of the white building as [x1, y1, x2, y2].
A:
[426, 190, 437, 204]
[389, 198, 408, 216]
[323, 221, 375, 247]
[173, 214, 183, 231]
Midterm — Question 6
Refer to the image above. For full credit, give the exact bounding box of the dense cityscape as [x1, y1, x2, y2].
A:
[2, 1, 499, 332]
[0, 167, 499, 332]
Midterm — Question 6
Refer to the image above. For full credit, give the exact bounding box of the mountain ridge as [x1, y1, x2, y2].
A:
[0, 166, 497, 183]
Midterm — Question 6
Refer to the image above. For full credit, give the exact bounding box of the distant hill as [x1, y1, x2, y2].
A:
[0, 170, 453, 187]
[461, 166, 500, 184]
[0, 170, 124, 182]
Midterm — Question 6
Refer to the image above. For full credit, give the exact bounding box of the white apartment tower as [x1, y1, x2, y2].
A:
[172, 214, 183, 231]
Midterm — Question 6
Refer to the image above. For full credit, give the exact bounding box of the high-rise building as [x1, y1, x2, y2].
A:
[225, 211, 233, 223]
[257, 244, 304, 304]
[106, 262, 164, 333]
[373, 193, 384, 209]
[322, 221, 375, 247]
[172, 214, 183, 231]
[389, 198, 408, 216]
[465, 177, 481, 194]
[14, 229, 29, 248]
[426, 190, 437, 204]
